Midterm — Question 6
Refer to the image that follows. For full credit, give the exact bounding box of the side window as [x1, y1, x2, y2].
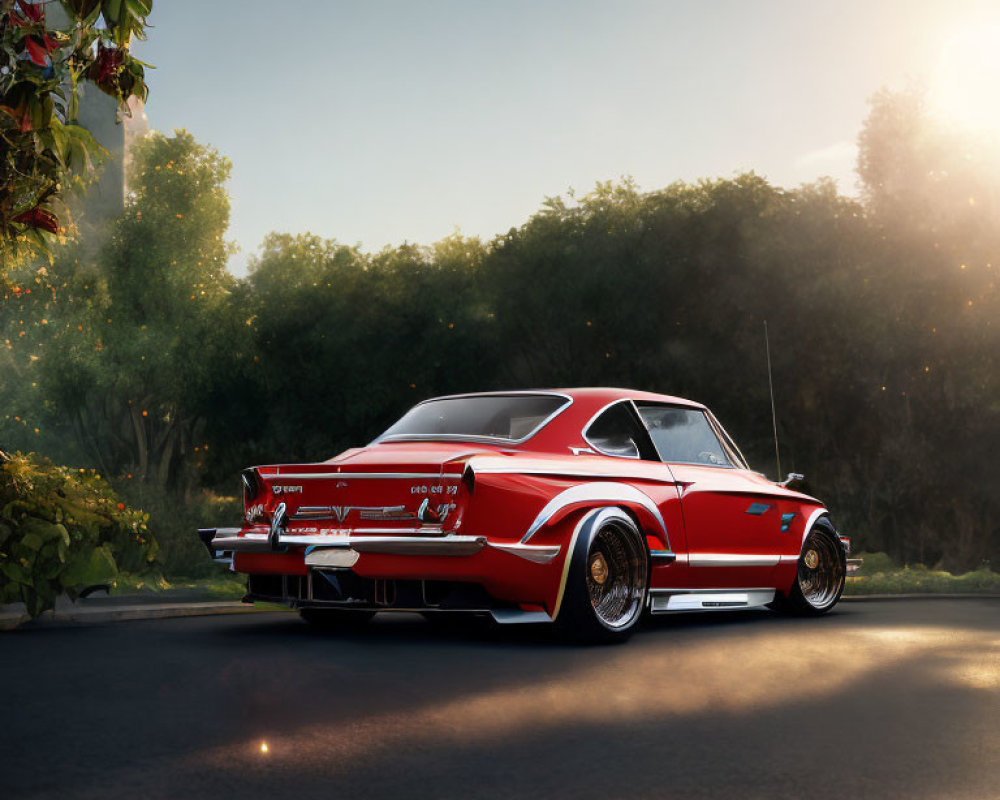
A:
[636, 405, 731, 466]
[584, 402, 648, 459]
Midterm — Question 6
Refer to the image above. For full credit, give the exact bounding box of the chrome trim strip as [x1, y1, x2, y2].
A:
[551, 508, 602, 621]
[275, 535, 351, 546]
[488, 541, 561, 564]
[470, 462, 677, 481]
[376, 434, 529, 446]
[649, 586, 777, 594]
[210, 532, 271, 552]
[490, 608, 553, 625]
[648, 587, 776, 613]
[779, 554, 799, 563]
[687, 553, 781, 567]
[348, 535, 485, 556]
[581, 399, 641, 460]
[801, 507, 830, 545]
[375, 391, 574, 445]
[289, 526, 444, 540]
[269, 472, 457, 481]
[290, 506, 425, 523]
[520, 481, 670, 546]
[705, 409, 751, 470]
[336, 526, 445, 535]
[649, 549, 677, 563]
[214, 527, 452, 549]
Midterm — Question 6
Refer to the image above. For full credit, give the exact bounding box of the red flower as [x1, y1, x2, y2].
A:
[88, 44, 124, 92]
[13, 207, 59, 233]
[24, 36, 49, 66]
[117, 502, 125, 511]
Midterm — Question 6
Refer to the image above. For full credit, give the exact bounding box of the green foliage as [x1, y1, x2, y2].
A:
[109, 486, 239, 577]
[111, 570, 244, 600]
[0, 449, 158, 616]
[852, 551, 897, 574]
[846, 563, 1000, 595]
[0, 0, 152, 268]
[5, 90, 1000, 579]
[4, 130, 237, 495]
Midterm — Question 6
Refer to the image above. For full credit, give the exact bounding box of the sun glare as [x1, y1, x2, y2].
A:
[932, 24, 1000, 132]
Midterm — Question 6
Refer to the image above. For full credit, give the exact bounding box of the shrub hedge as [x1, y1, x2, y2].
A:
[0, 451, 159, 617]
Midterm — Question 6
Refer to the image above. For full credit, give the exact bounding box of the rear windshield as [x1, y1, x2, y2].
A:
[378, 394, 569, 442]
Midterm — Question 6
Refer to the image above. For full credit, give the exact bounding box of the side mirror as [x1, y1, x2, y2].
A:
[779, 472, 804, 487]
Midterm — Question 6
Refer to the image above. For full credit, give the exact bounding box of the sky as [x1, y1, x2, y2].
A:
[132, 0, 1000, 273]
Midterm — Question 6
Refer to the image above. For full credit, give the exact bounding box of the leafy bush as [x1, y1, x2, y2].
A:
[851, 551, 897, 574]
[0, 450, 158, 617]
[111, 486, 240, 578]
[845, 552, 1000, 595]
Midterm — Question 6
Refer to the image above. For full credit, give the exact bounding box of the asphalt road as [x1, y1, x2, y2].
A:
[3, 599, 999, 800]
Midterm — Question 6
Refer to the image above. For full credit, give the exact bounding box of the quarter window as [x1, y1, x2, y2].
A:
[635, 405, 731, 466]
[584, 402, 650, 459]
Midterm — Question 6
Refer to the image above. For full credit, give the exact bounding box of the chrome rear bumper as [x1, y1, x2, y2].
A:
[199, 528, 561, 563]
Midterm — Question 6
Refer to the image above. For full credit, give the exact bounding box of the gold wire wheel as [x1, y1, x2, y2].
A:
[585, 520, 647, 629]
[797, 530, 845, 610]
[589, 553, 609, 584]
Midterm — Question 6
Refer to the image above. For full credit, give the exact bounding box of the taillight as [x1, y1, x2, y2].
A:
[462, 463, 475, 494]
[241, 468, 262, 506]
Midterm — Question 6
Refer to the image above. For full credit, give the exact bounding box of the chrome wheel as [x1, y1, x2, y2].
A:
[585, 518, 647, 630]
[797, 529, 845, 611]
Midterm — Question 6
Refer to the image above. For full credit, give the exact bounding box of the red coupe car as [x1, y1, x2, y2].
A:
[200, 388, 848, 641]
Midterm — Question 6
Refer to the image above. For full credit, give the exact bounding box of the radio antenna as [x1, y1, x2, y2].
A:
[764, 320, 782, 481]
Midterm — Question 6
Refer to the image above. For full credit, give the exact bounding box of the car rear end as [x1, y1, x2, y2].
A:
[199, 446, 563, 623]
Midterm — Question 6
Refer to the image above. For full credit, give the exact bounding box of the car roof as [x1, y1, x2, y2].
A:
[421, 387, 704, 410]
[396, 388, 707, 452]
[555, 387, 705, 409]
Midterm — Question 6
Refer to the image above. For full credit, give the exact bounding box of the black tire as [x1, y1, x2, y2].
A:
[299, 608, 375, 629]
[555, 508, 649, 643]
[774, 517, 846, 615]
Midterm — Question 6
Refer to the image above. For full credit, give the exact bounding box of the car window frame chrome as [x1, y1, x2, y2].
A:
[705, 409, 750, 470]
[581, 399, 660, 461]
[632, 401, 739, 469]
[373, 391, 573, 446]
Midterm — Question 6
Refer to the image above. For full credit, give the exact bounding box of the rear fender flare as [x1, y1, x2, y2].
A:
[520, 481, 671, 551]
[552, 506, 648, 621]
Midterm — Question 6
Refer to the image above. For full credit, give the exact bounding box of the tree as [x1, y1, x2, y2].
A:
[201, 231, 492, 472]
[0, 0, 151, 269]
[32, 130, 236, 494]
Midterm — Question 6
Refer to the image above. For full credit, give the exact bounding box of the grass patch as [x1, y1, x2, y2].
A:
[110, 569, 246, 600]
[845, 552, 1000, 595]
